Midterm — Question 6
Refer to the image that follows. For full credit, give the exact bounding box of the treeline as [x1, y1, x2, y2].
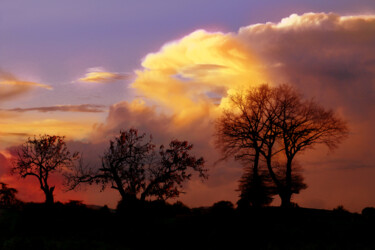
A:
[0, 200, 374, 249]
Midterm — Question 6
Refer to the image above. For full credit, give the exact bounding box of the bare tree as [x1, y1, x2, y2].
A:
[66, 129, 207, 205]
[215, 84, 348, 208]
[273, 84, 348, 207]
[12, 135, 79, 205]
[215, 85, 280, 207]
[140, 139, 207, 201]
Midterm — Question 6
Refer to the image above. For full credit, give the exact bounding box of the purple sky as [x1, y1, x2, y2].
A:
[1, 0, 375, 108]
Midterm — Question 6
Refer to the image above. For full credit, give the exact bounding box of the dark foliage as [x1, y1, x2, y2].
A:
[211, 200, 234, 215]
[0, 183, 22, 209]
[362, 207, 375, 219]
[0, 203, 373, 249]
[237, 164, 276, 209]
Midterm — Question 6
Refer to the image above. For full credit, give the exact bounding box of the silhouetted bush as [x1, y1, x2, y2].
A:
[362, 207, 375, 219]
[211, 201, 234, 215]
[170, 201, 190, 215]
[333, 205, 350, 214]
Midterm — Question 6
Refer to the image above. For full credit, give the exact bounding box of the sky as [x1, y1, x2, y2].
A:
[1, 0, 375, 212]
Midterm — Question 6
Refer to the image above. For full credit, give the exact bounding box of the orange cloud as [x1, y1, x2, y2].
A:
[0, 118, 96, 150]
[132, 30, 268, 125]
[5, 104, 106, 113]
[0, 70, 52, 102]
[77, 67, 130, 83]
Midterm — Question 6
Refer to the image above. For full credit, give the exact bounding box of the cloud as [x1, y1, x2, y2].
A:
[89, 12, 375, 211]
[93, 100, 172, 141]
[0, 70, 52, 102]
[132, 29, 268, 125]
[90, 98, 243, 208]
[5, 104, 106, 113]
[238, 13, 375, 113]
[0, 132, 30, 137]
[4, 13, 375, 211]
[77, 67, 130, 83]
[0, 119, 96, 150]
[237, 12, 375, 164]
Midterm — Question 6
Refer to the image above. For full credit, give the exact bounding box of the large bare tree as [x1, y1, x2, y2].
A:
[12, 135, 79, 205]
[273, 84, 348, 207]
[215, 85, 279, 207]
[215, 84, 348, 208]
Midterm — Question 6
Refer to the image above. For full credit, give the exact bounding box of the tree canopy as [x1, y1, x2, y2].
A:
[12, 135, 79, 205]
[216, 84, 348, 207]
[66, 128, 207, 205]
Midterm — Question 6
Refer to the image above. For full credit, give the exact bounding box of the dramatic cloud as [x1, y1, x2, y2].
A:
[0, 70, 52, 102]
[5, 104, 106, 113]
[90, 99, 241, 208]
[77, 67, 130, 83]
[132, 30, 267, 124]
[238, 12, 375, 117]
[88, 12, 375, 211]
[237, 13, 375, 170]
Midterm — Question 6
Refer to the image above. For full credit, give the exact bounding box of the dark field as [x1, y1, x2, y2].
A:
[0, 202, 374, 250]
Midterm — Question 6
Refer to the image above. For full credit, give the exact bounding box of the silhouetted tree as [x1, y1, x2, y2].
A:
[215, 84, 348, 208]
[215, 85, 281, 207]
[0, 182, 20, 208]
[273, 84, 348, 207]
[66, 129, 207, 206]
[12, 135, 79, 205]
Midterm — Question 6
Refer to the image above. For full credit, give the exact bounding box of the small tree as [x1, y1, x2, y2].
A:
[237, 164, 276, 209]
[0, 183, 20, 208]
[66, 129, 207, 205]
[12, 135, 79, 205]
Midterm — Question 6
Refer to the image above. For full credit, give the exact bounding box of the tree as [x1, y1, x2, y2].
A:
[215, 85, 280, 207]
[12, 135, 79, 205]
[66, 128, 207, 205]
[0, 183, 21, 208]
[215, 84, 348, 208]
[273, 84, 348, 207]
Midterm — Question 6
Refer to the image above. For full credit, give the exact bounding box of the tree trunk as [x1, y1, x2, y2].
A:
[265, 153, 282, 194]
[286, 158, 292, 195]
[281, 158, 293, 208]
[280, 190, 292, 208]
[250, 151, 261, 208]
[44, 186, 55, 205]
[110, 168, 130, 202]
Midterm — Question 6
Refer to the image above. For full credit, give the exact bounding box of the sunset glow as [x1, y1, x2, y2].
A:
[1, 0, 375, 212]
